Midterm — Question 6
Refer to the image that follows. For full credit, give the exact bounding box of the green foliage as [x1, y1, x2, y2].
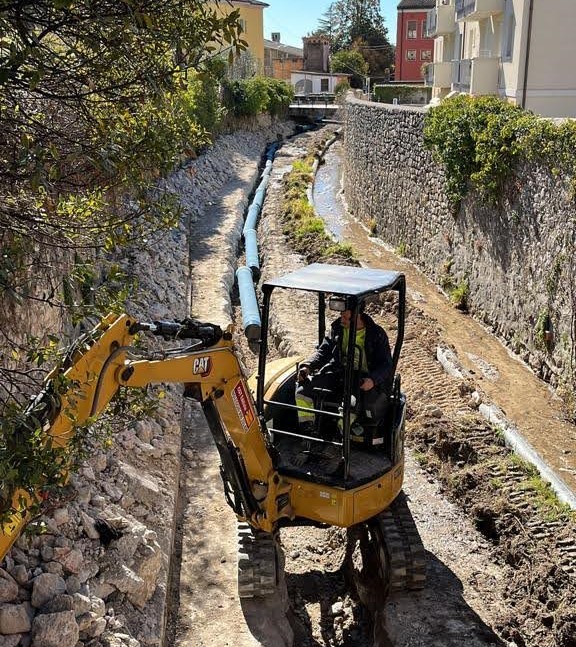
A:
[281, 157, 357, 263]
[330, 49, 368, 89]
[223, 76, 293, 117]
[396, 241, 407, 257]
[534, 310, 551, 352]
[334, 79, 351, 98]
[449, 279, 470, 312]
[424, 95, 576, 206]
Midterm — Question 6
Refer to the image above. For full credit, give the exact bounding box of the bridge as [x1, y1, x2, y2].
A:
[288, 94, 341, 121]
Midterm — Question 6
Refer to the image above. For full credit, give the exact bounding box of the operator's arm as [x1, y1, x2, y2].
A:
[298, 334, 335, 379]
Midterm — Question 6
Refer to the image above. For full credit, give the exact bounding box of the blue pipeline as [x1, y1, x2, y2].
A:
[236, 267, 261, 340]
[253, 187, 266, 211]
[243, 228, 260, 280]
[244, 203, 260, 232]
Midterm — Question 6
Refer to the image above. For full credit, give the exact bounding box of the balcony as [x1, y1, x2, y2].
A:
[426, 3, 456, 37]
[425, 61, 452, 88]
[455, 0, 504, 21]
[452, 56, 499, 95]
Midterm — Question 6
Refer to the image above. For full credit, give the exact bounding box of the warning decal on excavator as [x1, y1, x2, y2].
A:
[232, 381, 255, 432]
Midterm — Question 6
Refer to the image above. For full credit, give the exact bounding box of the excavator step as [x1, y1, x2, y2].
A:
[237, 522, 279, 598]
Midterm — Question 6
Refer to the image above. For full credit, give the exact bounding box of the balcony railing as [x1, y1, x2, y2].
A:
[455, 0, 504, 21]
[426, 3, 456, 37]
[452, 56, 499, 94]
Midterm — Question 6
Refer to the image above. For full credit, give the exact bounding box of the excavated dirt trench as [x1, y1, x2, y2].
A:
[170, 126, 576, 647]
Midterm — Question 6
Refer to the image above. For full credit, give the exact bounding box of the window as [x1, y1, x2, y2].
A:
[320, 78, 329, 92]
[421, 50, 432, 61]
[502, 0, 516, 60]
[238, 18, 246, 33]
[422, 20, 427, 38]
[407, 50, 416, 61]
[407, 20, 417, 39]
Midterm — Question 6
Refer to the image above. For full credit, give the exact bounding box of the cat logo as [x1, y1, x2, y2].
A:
[192, 357, 212, 377]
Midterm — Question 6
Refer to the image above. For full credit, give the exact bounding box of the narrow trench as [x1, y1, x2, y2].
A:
[229, 137, 379, 646]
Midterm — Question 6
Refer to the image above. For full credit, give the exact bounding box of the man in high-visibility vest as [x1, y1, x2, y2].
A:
[295, 300, 393, 438]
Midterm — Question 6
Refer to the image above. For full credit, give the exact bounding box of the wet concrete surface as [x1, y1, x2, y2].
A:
[313, 141, 576, 501]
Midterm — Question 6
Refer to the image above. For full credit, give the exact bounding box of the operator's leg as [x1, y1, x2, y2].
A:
[295, 379, 316, 432]
[295, 372, 341, 433]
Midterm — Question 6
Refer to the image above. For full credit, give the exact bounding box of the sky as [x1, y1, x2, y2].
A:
[263, 0, 399, 49]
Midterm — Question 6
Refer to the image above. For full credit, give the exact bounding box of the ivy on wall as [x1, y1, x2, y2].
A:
[423, 95, 576, 206]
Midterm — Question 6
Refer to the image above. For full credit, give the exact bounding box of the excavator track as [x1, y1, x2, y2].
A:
[379, 491, 427, 592]
[346, 491, 426, 610]
[237, 522, 279, 598]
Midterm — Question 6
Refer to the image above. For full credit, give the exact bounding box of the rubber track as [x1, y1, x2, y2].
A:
[374, 493, 427, 593]
[237, 522, 279, 598]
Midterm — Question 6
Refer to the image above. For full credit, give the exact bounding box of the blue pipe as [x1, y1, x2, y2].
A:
[244, 203, 260, 233]
[236, 266, 261, 340]
[253, 187, 266, 210]
[243, 228, 260, 280]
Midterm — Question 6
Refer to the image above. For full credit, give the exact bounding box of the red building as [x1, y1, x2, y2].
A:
[395, 0, 435, 83]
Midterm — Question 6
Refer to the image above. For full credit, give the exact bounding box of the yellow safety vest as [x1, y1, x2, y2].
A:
[341, 327, 368, 372]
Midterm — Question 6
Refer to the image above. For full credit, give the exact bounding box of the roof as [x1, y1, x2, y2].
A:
[397, 0, 435, 9]
[263, 39, 303, 57]
[231, 0, 269, 6]
[263, 264, 404, 296]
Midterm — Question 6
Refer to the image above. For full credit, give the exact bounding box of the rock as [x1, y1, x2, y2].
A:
[52, 507, 70, 526]
[80, 511, 100, 539]
[0, 603, 32, 633]
[117, 461, 161, 508]
[9, 565, 28, 586]
[53, 548, 83, 574]
[72, 593, 92, 616]
[31, 573, 66, 608]
[0, 633, 22, 647]
[0, 570, 18, 603]
[81, 614, 107, 638]
[65, 575, 82, 595]
[90, 596, 106, 618]
[41, 593, 74, 614]
[331, 601, 344, 616]
[31, 610, 79, 647]
[43, 561, 64, 576]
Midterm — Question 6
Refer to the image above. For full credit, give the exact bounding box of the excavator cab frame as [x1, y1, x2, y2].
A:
[255, 263, 406, 490]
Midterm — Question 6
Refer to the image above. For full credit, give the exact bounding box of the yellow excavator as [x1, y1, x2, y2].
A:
[0, 263, 425, 607]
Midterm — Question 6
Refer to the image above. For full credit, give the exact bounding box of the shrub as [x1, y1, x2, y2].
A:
[424, 95, 576, 206]
[223, 76, 293, 117]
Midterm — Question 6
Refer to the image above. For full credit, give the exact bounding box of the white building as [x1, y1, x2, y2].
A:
[425, 0, 576, 117]
[290, 70, 350, 96]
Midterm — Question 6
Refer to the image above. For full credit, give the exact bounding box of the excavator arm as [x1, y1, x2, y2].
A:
[0, 313, 292, 560]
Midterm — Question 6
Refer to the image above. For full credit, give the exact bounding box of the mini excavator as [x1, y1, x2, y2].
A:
[0, 263, 425, 608]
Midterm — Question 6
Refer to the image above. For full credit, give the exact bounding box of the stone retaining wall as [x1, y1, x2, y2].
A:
[342, 97, 576, 405]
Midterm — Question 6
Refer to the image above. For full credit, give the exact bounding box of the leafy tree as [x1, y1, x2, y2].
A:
[330, 49, 369, 89]
[315, 1, 394, 77]
[0, 0, 245, 403]
[0, 0, 248, 523]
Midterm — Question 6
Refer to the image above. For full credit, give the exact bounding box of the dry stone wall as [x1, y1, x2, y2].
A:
[342, 97, 576, 402]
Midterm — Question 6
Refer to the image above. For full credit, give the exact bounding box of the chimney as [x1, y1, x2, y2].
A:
[302, 36, 330, 73]
[271, 32, 281, 42]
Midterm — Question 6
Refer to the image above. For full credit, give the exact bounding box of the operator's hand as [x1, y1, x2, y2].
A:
[297, 366, 310, 383]
[359, 377, 375, 391]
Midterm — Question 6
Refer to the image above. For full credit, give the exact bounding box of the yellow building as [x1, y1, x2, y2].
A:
[210, 0, 268, 72]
